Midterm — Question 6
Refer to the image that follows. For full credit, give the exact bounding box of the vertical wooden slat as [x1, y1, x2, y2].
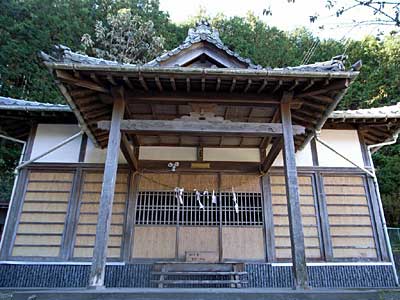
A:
[123, 173, 139, 261]
[262, 175, 275, 262]
[281, 92, 308, 289]
[61, 168, 83, 259]
[314, 172, 333, 260]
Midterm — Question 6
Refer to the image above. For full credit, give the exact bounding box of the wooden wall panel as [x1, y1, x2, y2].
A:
[178, 227, 219, 259]
[270, 175, 321, 260]
[323, 175, 377, 259]
[73, 170, 128, 258]
[12, 171, 74, 257]
[220, 175, 261, 192]
[132, 226, 176, 258]
[139, 173, 179, 191]
[180, 174, 218, 191]
[222, 227, 265, 260]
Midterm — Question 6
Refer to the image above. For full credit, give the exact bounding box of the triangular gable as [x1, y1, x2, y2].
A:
[145, 20, 261, 69]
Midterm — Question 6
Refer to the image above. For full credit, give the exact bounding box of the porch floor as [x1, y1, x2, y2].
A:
[2, 287, 400, 300]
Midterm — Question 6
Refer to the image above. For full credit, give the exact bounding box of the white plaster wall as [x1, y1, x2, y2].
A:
[31, 124, 82, 163]
[84, 138, 127, 164]
[271, 141, 313, 167]
[138, 147, 260, 162]
[316, 129, 364, 168]
[204, 148, 260, 162]
[139, 146, 197, 161]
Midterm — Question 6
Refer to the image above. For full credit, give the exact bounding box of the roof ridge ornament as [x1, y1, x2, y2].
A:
[185, 19, 223, 45]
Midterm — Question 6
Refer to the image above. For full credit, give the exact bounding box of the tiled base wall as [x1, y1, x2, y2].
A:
[0, 263, 396, 288]
[246, 264, 397, 288]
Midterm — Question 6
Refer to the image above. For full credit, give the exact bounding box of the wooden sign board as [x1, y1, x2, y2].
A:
[185, 251, 219, 263]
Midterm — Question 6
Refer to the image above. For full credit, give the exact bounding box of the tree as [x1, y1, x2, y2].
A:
[325, 0, 400, 27]
[81, 8, 164, 64]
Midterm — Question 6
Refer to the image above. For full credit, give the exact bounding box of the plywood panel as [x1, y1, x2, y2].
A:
[271, 174, 321, 260]
[17, 224, 65, 234]
[12, 246, 59, 257]
[132, 226, 176, 258]
[276, 248, 292, 259]
[75, 235, 122, 247]
[73, 247, 121, 258]
[323, 176, 363, 185]
[332, 237, 375, 248]
[327, 205, 370, 215]
[76, 224, 124, 235]
[24, 192, 70, 201]
[271, 185, 313, 195]
[326, 196, 368, 205]
[220, 175, 261, 192]
[178, 227, 219, 259]
[22, 202, 68, 212]
[27, 182, 72, 191]
[14, 235, 62, 245]
[329, 216, 372, 226]
[333, 248, 377, 258]
[29, 172, 74, 181]
[180, 174, 218, 191]
[139, 173, 179, 191]
[73, 170, 128, 258]
[323, 174, 377, 259]
[324, 186, 365, 195]
[330, 226, 373, 236]
[270, 176, 311, 185]
[12, 171, 74, 258]
[222, 227, 265, 260]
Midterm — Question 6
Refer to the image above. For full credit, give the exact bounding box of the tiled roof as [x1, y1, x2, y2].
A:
[40, 21, 347, 73]
[330, 103, 400, 120]
[0, 96, 71, 112]
[145, 20, 262, 69]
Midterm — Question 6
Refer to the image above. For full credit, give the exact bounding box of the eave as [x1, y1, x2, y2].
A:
[42, 61, 359, 150]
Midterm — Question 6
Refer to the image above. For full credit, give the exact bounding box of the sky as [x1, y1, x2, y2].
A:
[159, 0, 397, 40]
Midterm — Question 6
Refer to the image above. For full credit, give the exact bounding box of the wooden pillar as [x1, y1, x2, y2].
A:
[280, 92, 308, 289]
[88, 88, 125, 289]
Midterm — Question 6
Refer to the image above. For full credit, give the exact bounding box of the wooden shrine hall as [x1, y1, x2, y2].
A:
[0, 21, 398, 296]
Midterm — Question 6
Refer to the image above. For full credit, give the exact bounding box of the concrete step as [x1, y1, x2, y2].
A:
[3, 288, 400, 300]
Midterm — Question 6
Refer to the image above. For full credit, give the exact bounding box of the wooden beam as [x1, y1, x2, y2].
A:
[260, 137, 282, 173]
[155, 76, 163, 92]
[229, 78, 237, 93]
[88, 87, 125, 289]
[170, 77, 176, 91]
[260, 108, 281, 149]
[125, 91, 299, 106]
[120, 133, 138, 171]
[123, 76, 134, 90]
[107, 75, 117, 86]
[216, 78, 221, 91]
[257, 79, 268, 94]
[139, 75, 149, 91]
[186, 77, 191, 92]
[297, 79, 349, 97]
[98, 119, 306, 137]
[55, 70, 109, 94]
[272, 80, 282, 93]
[244, 79, 252, 93]
[280, 91, 308, 289]
[301, 80, 314, 91]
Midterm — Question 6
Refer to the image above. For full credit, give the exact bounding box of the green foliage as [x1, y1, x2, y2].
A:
[373, 144, 400, 226]
[81, 9, 165, 64]
[0, 142, 21, 202]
